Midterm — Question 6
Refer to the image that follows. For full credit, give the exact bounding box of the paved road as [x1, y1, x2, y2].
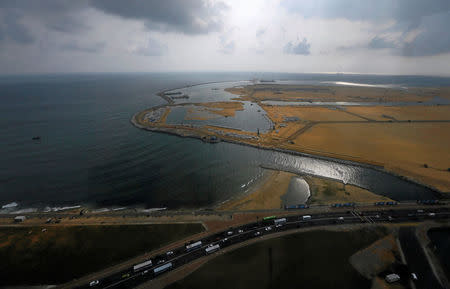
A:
[77, 206, 450, 289]
[399, 227, 444, 289]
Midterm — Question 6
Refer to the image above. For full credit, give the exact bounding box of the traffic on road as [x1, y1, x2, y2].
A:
[79, 206, 450, 289]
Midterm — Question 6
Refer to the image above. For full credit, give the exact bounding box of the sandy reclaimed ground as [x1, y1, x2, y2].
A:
[134, 85, 450, 197]
[226, 84, 445, 103]
[305, 176, 394, 205]
[217, 171, 296, 211]
[263, 105, 367, 122]
[185, 102, 245, 120]
[345, 105, 450, 121]
[293, 123, 450, 192]
[217, 171, 392, 211]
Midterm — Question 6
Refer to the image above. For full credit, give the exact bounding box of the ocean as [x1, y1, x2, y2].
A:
[1, 72, 448, 210]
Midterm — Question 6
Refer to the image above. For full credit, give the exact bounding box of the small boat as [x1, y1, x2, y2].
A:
[32, 136, 41, 140]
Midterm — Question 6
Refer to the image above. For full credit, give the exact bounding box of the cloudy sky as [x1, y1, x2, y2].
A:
[1, 0, 450, 75]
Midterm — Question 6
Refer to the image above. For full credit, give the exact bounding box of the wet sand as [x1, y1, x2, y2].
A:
[217, 171, 296, 211]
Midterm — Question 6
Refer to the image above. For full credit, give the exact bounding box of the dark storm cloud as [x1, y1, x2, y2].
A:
[0, 0, 227, 49]
[282, 0, 450, 56]
[90, 0, 228, 34]
[284, 38, 311, 55]
[0, 11, 34, 44]
[0, 0, 89, 36]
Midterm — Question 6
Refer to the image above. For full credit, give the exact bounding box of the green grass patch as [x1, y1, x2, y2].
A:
[0, 223, 203, 285]
[167, 227, 387, 289]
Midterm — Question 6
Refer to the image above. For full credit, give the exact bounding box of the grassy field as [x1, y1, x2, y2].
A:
[166, 227, 388, 289]
[0, 223, 204, 285]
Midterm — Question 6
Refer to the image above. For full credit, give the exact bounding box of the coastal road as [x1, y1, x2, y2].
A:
[399, 227, 444, 289]
[75, 206, 450, 289]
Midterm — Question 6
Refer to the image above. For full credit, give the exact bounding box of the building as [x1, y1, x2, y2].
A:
[14, 216, 26, 222]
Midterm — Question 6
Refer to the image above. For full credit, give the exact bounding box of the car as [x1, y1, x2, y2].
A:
[265, 226, 272, 231]
[122, 273, 130, 279]
[388, 216, 393, 221]
[411, 273, 418, 281]
[254, 231, 261, 236]
[222, 238, 228, 242]
[337, 217, 344, 221]
[238, 229, 244, 233]
[89, 280, 99, 287]
[417, 209, 424, 213]
[166, 251, 174, 256]
[428, 212, 436, 217]
[157, 259, 165, 264]
[227, 231, 233, 236]
[275, 224, 283, 228]
[374, 214, 380, 218]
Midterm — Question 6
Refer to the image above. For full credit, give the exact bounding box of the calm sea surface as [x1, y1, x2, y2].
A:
[1, 73, 448, 209]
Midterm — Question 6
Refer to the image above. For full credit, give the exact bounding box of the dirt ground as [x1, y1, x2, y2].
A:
[226, 84, 445, 103]
[306, 176, 394, 205]
[350, 235, 399, 279]
[293, 123, 450, 192]
[263, 105, 367, 122]
[345, 105, 450, 121]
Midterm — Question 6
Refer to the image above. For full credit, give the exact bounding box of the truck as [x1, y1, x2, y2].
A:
[153, 262, 172, 275]
[186, 241, 202, 251]
[133, 260, 152, 272]
[274, 218, 287, 226]
[205, 244, 220, 254]
[302, 215, 312, 220]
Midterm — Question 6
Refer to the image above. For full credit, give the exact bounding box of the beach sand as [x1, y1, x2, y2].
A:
[217, 171, 296, 211]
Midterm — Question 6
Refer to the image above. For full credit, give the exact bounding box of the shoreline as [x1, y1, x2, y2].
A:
[131, 110, 444, 199]
[132, 82, 448, 197]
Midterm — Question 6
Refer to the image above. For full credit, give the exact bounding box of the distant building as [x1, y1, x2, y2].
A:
[14, 216, 26, 222]
[385, 274, 400, 283]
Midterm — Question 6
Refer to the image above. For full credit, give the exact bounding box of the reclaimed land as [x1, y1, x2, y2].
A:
[0, 223, 203, 286]
[132, 84, 450, 195]
[305, 175, 394, 205]
[217, 171, 393, 211]
[166, 227, 388, 289]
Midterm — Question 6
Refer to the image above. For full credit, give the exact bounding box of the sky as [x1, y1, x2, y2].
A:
[1, 0, 450, 76]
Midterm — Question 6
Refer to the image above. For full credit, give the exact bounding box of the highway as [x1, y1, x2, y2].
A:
[77, 206, 450, 289]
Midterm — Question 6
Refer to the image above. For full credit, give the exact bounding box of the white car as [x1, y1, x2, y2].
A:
[238, 229, 244, 233]
[265, 226, 272, 231]
[254, 231, 261, 236]
[411, 273, 418, 281]
[89, 280, 99, 287]
[166, 251, 174, 256]
[227, 231, 233, 236]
